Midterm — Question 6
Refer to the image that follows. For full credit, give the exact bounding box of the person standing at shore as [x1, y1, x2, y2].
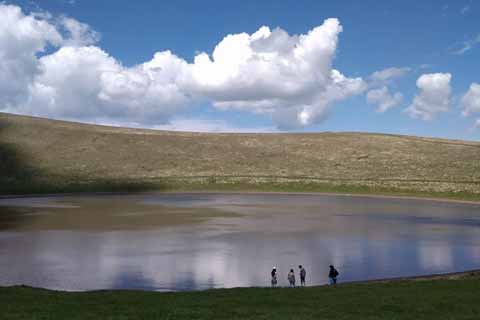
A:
[328, 265, 339, 285]
[299, 265, 306, 286]
[271, 267, 278, 287]
[288, 269, 296, 287]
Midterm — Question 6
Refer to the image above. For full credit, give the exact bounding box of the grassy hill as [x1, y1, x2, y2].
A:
[1, 112, 479, 198]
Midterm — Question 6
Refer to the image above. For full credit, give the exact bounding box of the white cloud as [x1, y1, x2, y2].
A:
[153, 118, 277, 133]
[405, 73, 451, 120]
[475, 119, 480, 129]
[451, 34, 480, 55]
[369, 67, 410, 85]
[82, 117, 277, 133]
[419, 64, 432, 70]
[0, 4, 62, 107]
[366, 86, 403, 112]
[19, 46, 193, 124]
[0, 5, 192, 125]
[366, 67, 407, 113]
[58, 16, 99, 46]
[461, 5, 470, 15]
[98, 50, 192, 124]
[26, 46, 120, 119]
[188, 20, 366, 128]
[0, 4, 366, 129]
[461, 83, 480, 117]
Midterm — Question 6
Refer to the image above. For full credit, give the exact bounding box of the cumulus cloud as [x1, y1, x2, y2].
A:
[0, 4, 62, 107]
[366, 86, 403, 112]
[0, 4, 366, 129]
[188, 20, 366, 128]
[369, 67, 410, 85]
[0, 4, 193, 124]
[18, 46, 193, 124]
[461, 83, 480, 117]
[365, 67, 407, 113]
[405, 73, 452, 120]
[98, 50, 193, 123]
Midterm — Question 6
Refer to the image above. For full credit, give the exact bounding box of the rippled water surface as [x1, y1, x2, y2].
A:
[1, 193, 479, 291]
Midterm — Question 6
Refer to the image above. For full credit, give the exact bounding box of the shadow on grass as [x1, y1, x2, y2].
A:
[0, 119, 165, 196]
[0, 121, 36, 188]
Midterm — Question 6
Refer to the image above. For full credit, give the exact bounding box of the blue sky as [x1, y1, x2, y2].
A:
[2, 0, 480, 139]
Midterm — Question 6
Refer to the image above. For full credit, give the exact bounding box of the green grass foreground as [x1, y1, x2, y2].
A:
[2, 279, 480, 320]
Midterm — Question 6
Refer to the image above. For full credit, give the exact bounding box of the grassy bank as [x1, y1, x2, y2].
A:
[3, 177, 480, 203]
[2, 275, 480, 320]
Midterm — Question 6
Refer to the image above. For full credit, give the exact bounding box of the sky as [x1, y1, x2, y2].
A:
[1, 0, 479, 139]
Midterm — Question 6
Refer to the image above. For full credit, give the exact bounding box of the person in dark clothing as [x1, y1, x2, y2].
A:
[288, 269, 296, 287]
[328, 265, 339, 285]
[299, 265, 306, 286]
[271, 267, 278, 287]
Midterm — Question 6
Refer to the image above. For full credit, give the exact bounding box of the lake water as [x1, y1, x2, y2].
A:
[0, 193, 480, 291]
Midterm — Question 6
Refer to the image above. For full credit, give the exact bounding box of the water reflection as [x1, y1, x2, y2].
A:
[0, 193, 480, 291]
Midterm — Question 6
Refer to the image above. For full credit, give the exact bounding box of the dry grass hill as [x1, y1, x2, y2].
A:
[1, 112, 479, 198]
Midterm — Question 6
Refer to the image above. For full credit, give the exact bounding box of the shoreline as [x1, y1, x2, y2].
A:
[347, 268, 480, 284]
[2, 268, 480, 293]
[1, 189, 480, 206]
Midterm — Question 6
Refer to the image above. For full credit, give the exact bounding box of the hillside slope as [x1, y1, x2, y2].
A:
[1, 112, 479, 197]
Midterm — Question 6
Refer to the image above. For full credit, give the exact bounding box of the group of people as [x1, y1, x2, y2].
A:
[270, 265, 339, 287]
